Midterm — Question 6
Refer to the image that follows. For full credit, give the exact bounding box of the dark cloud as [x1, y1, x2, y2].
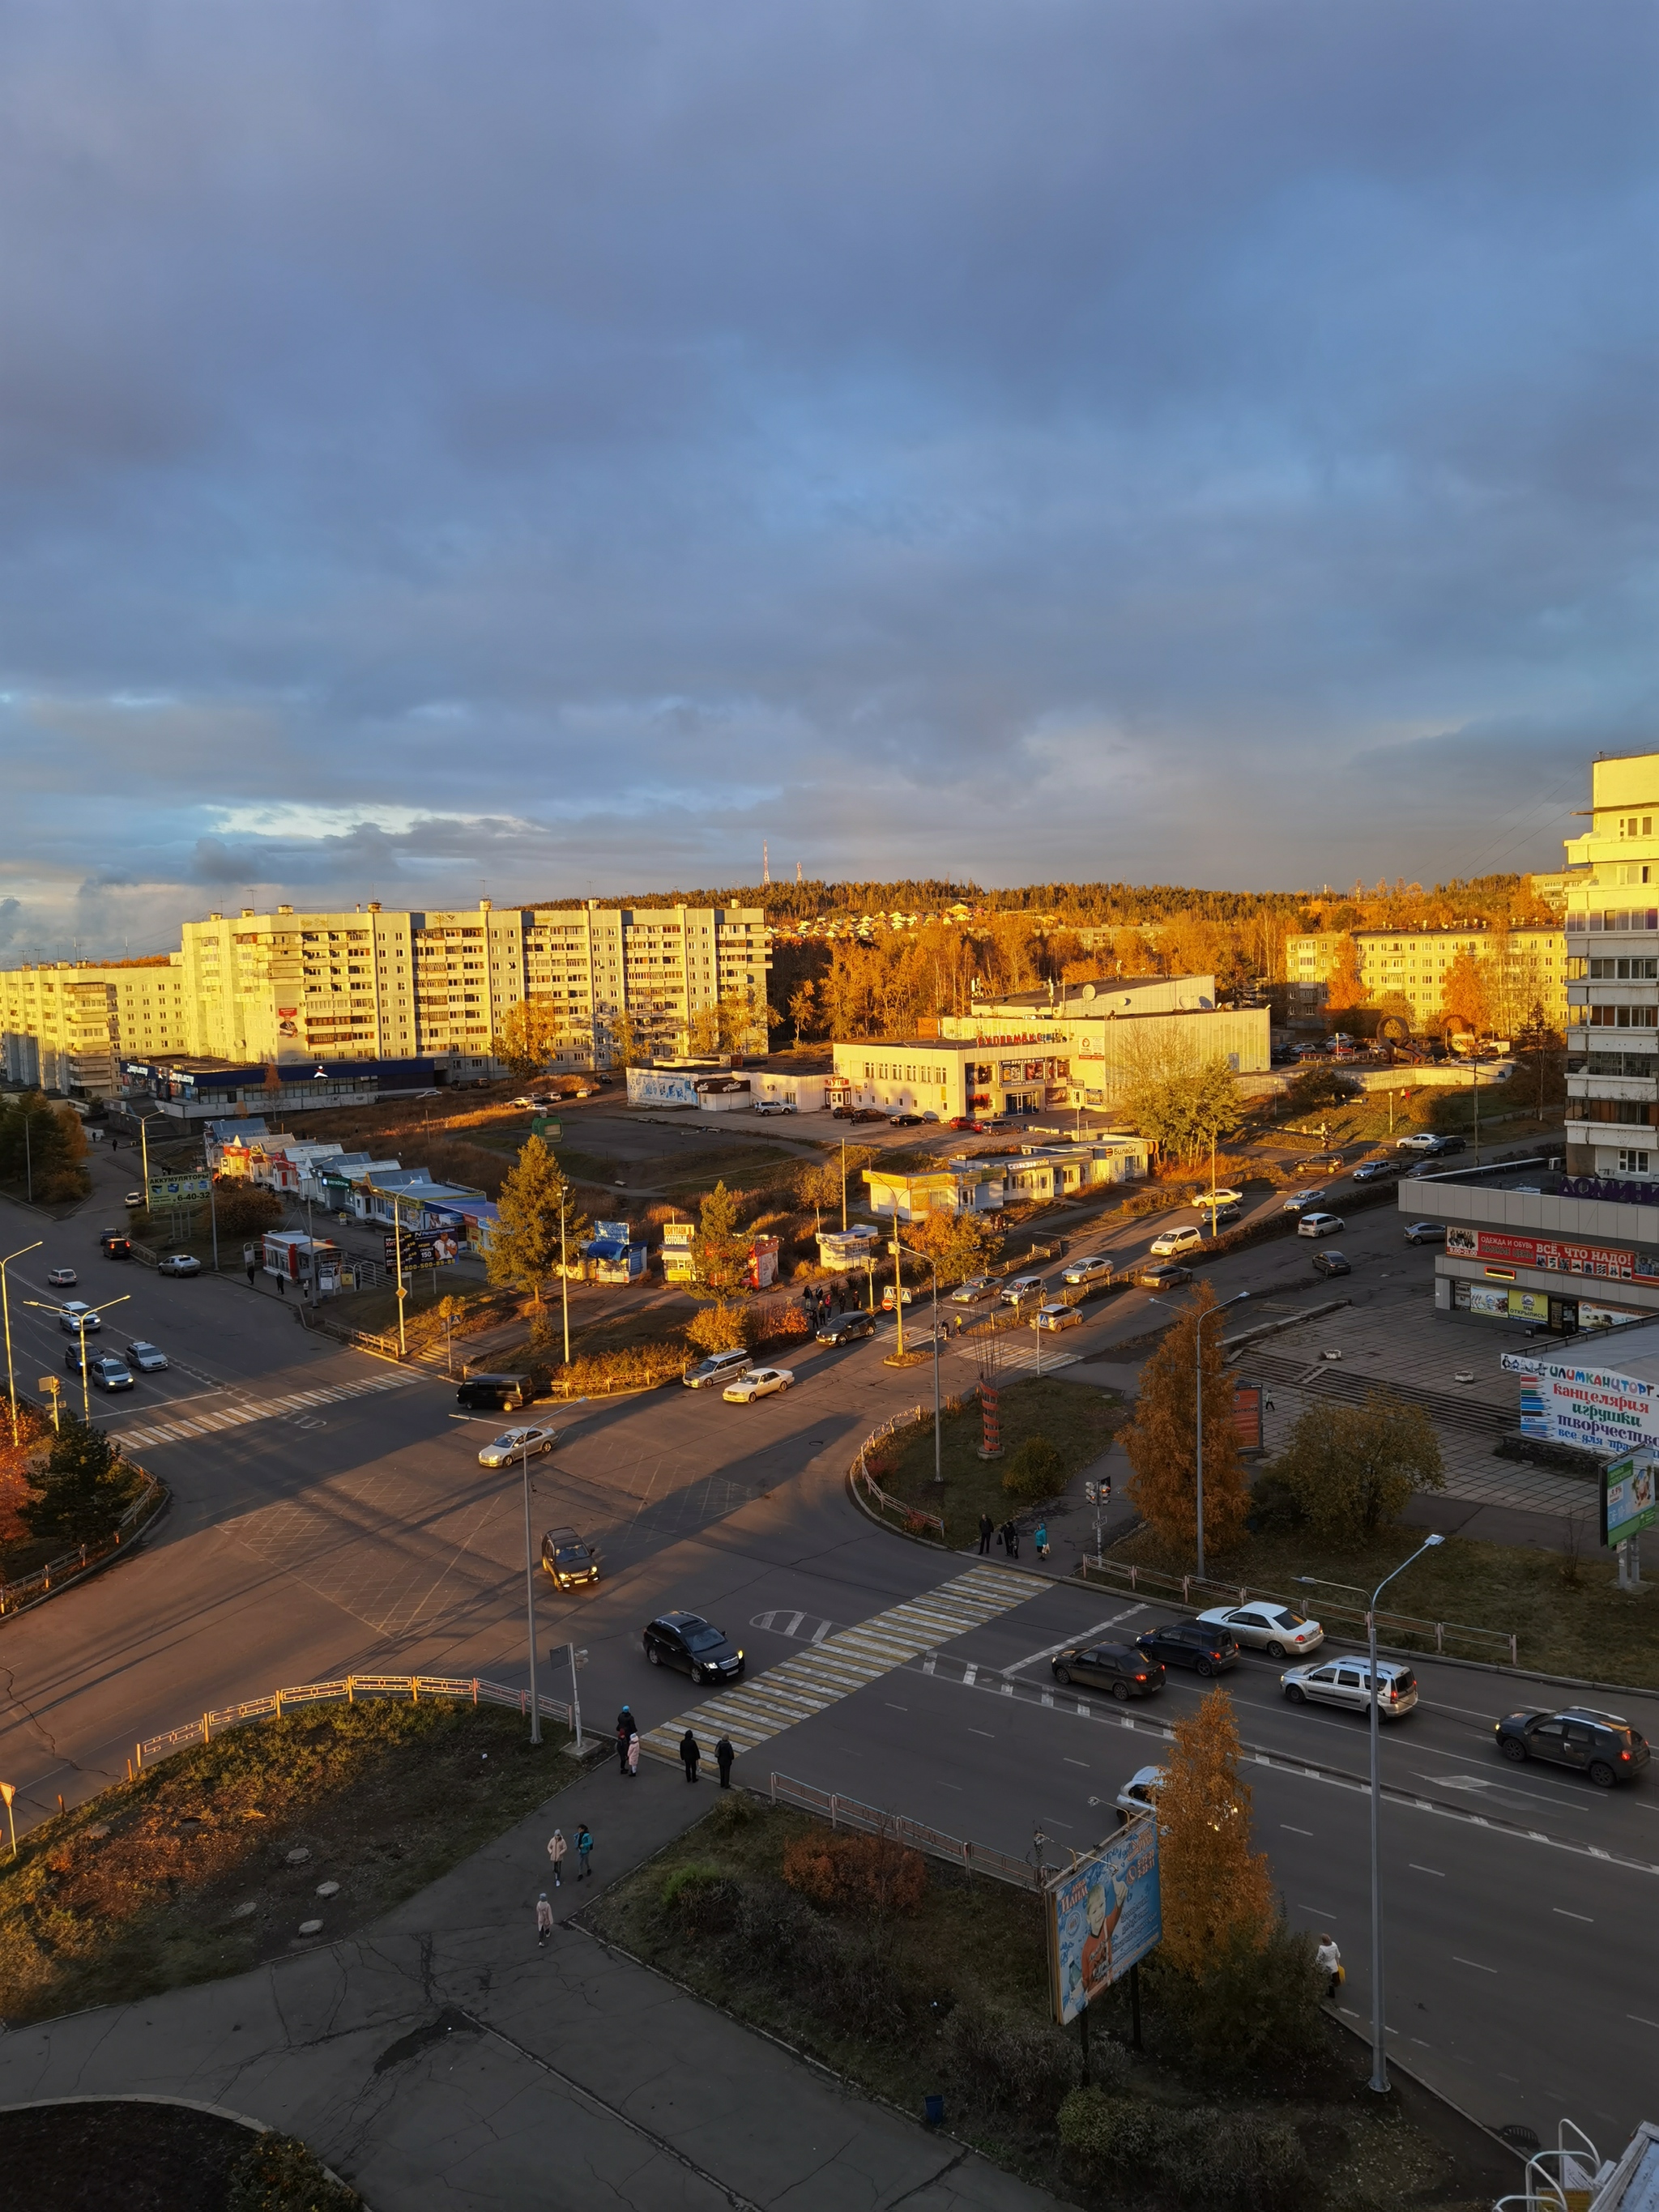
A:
[0, 0, 1653, 950]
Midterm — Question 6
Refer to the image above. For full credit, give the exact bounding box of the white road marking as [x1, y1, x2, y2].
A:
[1282, 1825, 1314, 1836]
[1553, 1907, 1593, 1922]
[1453, 1956, 1498, 1974]
[1410, 1865, 1444, 1877]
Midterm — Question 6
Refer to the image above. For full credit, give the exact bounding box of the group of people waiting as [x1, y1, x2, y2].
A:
[612, 1707, 736, 1788]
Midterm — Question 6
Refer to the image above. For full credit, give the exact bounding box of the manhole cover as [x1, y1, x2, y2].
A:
[1499, 2125, 1540, 2152]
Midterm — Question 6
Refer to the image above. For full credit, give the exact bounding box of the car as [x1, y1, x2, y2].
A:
[948, 1116, 987, 1133]
[889, 1111, 925, 1127]
[817, 1310, 876, 1346]
[156, 1253, 202, 1276]
[1352, 1158, 1405, 1183]
[1296, 1154, 1346, 1174]
[124, 1340, 169, 1374]
[881, 1283, 915, 1309]
[1196, 1604, 1324, 1660]
[949, 1277, 996, 1304]
[643, 1611, 744, 1683]
[1149, 1225, 1205, 1258]
[476, 1423, 561, 1468]
[45, 1266, 77, 1288]
[1051, 1643, 1165, 1701]
[1494, 1706, 1649, 1788]
[1196, 1187, 1244, 1209]
[1396, 1133, 1440, 1153]
[1280, 1189, 1325, 1213]
[98, 1230, 131, 1259]
[1034, 1302, 1082, 1332]
[1135, 1621, 1240, 1677]
[753, 1098, 793, 1115]
[1311, 1249, 1352, 1277]
[510, 1095, 539, 1108]
[57, 1301, 101, 1336]
[1062, 1255, 1115, 1286]
[723, 1366, 795, 1402]
[682, 1348, 753, 1389]
[87, 1353, 134, 1392]
[1281, 1656, 1418, 1717]
[1429, 1134, 1465, 1156]
[850, 1107, 888, 1124]
[1115, 1764, 1167, 1823]
[539, 1526, 600, 1589]
[1134, 1261, 1192, 1290]
[1205, 1203, 1243, 1229]
[456, 1371, 529, 1411]
[999, 1274, 1047, 1305]
[1296, 1213, 1346, 1238]
[1402, 1221, 1446, 1245]
[123, 1189, 144, 1207]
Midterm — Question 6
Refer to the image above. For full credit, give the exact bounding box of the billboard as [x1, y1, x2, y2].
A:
[1602, 1451, 1659, 1549]
[147, 1172, 210, 1205]
[384, 1231, 458, 1268]
[1503, 1352, 1659, 1454]
[1447, 1225, 1659, 1284]
[1046, 1817, 1161, 2026]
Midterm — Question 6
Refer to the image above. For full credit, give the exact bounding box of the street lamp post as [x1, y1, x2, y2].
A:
[1, 1242, 44, 1446]
[1301, 1532, 1445, 2095]
[0, 1779, 15, 1862]
[522, 1435, 542, 1745]
[392, 1196, 407, 1357]
[891, 1233, 906, 1357]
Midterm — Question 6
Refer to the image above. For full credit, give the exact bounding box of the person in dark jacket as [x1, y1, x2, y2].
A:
[616, 1708, 636, 1775]
[715, 1736, 736, 1788]
[978, 1513, 994, 1556]
[680, 1728, 701, 1783]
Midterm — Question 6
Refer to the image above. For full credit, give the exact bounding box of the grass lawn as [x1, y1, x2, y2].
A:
[1108, 1519, 1657, 1686]
[870, 1375, 1123, 1546]
[0, 1698, 573, 2026]
[582, 1797, 1487, 2212]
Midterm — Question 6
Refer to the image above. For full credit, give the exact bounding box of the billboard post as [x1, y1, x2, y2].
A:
[1601, 1450, 1655, 1592]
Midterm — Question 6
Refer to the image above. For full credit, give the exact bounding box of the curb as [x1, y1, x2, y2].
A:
[1319, 2012, 1526, 2191]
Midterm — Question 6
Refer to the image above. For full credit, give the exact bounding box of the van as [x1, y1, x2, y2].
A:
[456, 1372, 529, 1413]
[682, 1347, 753, 1389]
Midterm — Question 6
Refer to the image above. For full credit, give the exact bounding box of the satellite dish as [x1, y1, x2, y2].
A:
[1081, 984, 1096, 999]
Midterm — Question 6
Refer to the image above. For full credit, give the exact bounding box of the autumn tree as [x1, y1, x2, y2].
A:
[691, 1180, 752, 1300]
[486, 1135, 584, 1308]
[1271, 1391, 1444, 1541]
[1120, 1282, 1248, 1558]
[1439, 950, 1491, 1039]
[788, 979, 818, 1045]
[1323, 933, 1370, 1015]
[496, 999, 561, 1078]
[1120, 1052, 1243, 1166]
[1155, 1687, 1274, 1976]
[607, 1008, 644, 1068]
[900, 1204, 1004, 1288]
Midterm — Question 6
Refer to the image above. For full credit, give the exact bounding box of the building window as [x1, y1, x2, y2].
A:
[1619, 1149, 1652, 1174]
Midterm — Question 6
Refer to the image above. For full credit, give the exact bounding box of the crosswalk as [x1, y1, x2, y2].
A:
[641, 1560, 1047, 1767]
[117, 1367, 422, 1450]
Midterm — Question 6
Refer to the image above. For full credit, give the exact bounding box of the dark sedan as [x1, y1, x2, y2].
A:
[1134, 1261, 1192, 1290]
[817, 1310, 877, 1346]
[643, 1611, 745, 1685]
[1311, 1249, 1351, 1277]
[1050, 1642, 1165, 1701]
[1135, 1621, 1240, 1677]
[1495, 1706, 1648, 1788]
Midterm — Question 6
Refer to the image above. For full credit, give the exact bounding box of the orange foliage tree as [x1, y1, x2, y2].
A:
[1440, 950, 1491, 1037]
[1120, 1281, 1248, 1560]
[1155, 1686, 1274, 1976]
[1323, 933, 1370, 1014]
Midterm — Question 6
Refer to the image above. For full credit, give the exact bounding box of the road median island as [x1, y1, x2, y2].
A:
[579, 1792, 1495, 2212]
[0, 1694, 573, 2028]
[0, 2103, 362, 2212]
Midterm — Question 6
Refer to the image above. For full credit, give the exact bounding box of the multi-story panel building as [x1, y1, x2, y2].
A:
[0, 957, 190, 1092]
[1286, 925, 1567, 1033]
[1560, 754, 1659, 1177]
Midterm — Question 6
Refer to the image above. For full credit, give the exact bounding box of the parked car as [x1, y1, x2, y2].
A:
[1352, 1158, 1405, 1183]
[948, 1116, 987, 1132]
[881, 1283, 915, 1309]
[1311, 1249, 1352, 1277]
[1494, 1706, 1648, 1788]
[1000, 1274, 1047, 1305]
[1196, 1603, 1324, 1660]
[643, 1611, 744, 1683]
[1051, 1643, 1165, 1700]
[1296, 1213, 1346, 1239]
[156, 1253, 201, 1276]
[456, 1371, 529, 1411]
[850, 1107, 888, 1124]
[949, 1277, 997, 1304]
[817, 1310, 876, 1346]
[124, 1339, 169, 1374]
[1149, 1225, 1205, 1258]
[681, 1348, 752, 1390]
[1396, 1133, 1441, 1153]
[540, 1527, 600, 1589]
[57, 1301, 101, 1336]
[477, 1423, 561, 1469]
[1061, 1255, 1115, 1287]
[889, 1111, 925, 1127]
[1115, 1764, 1166, 1822]
[1034, 1302, 1082, 1332]
[1135, 1621, 1239, 1677]
[723, 1366, 794, 1402]
[1196, 1187, 1244, 1209]
[45, 1266, 77, 1289]
[1280, 1190, 1324, 1213]
[1402, 1221, 1446, 1245]
[1134, 1261, 1192, 1290]
[1281, 1656, 1418, 1718]
[753, 1099, 793, 1115]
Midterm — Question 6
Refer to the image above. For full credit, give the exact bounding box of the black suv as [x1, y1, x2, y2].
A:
[1495, 1706, 1649, 1788]
[98, 1229, 131, 1259]
[456, 1372, 528, 1412]
[643, 1611, 745, 1685]
[1051, 1642, 1165, 1701]
[540, 1527, 599, 1590]
[1135, 1621, 1240, 1677]
[817, 1310, 876, 1346]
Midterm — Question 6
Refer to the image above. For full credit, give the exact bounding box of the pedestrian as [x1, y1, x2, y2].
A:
[1316, 1933, 1342, 1998]
[575, 1822, 593, 1879]
[616, 1707, 635, 1775]
[275, 1272, 285, 1298]
[680, 1728, 700, 1783]
[715, 1736, 735, 1788]
[535, 1892, 554, 1946]
[246, 1259, 257, 1288]
[626, 1729, 640, 1778]
[1005, 1519, 1020, 1561]
[1034, 1521, 1049, 1559]
[547, 1828, 567, 1887]
[978, 1513, 994, 1556]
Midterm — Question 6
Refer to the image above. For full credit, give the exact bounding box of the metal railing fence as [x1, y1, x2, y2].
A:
[133, 1671, 571, 1769]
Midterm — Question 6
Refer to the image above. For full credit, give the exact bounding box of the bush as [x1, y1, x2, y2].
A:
[1269, 1392, 1445, 1541]
[1283, 1067, 1358, 1112]
[756, 1302, 811, 1345]
[662, 1864, 743, 1934]
[212, 1183, 285, 1237]
[1144, 1921, 1326, 2077]
[228, 2133, 361, 2212]
[1246, 1465, 1306, 1532]
[780, 1831, 928, 1916]
[685, 1301, 757, 1355]
[1001, 1434, 1065, 1504]
[944, 2004, 1103, 2120]
[1058, 2090, 1308, 2210]
[1057, 2086, 1158, 2179]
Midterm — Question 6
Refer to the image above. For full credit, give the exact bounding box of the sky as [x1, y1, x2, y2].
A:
[1, 1, 1655, 957]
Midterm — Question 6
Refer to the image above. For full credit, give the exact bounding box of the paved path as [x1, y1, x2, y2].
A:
[0, 1755, 1065, 2212]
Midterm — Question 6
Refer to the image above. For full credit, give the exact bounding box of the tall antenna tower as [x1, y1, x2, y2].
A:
[762, 842, 770, 885]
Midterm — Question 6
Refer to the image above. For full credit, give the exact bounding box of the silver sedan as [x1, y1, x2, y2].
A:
[1196, 1603, 1324, 1660]
[477, 1424, 560, 1469]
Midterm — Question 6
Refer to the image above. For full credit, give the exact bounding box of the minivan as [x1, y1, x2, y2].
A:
[682, 1347, 752, 1389]
[456, 1372, 529, 1412]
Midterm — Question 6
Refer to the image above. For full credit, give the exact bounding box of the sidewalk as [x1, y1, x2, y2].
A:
[0, 1752, 1067, 2212]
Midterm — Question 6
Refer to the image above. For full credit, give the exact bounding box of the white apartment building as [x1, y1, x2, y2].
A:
[1560, 753, 1659, 1177]
[1286, 925, 1567, 1033]
[0, 958, 191, 1092]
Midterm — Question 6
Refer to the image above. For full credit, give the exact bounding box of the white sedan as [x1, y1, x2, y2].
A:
[476, 1424, 561, 1468]
[1196, 1603, 1324, 1660]
[1196, 1187, 1244, 1210]
[723, 1366, 795, 1403]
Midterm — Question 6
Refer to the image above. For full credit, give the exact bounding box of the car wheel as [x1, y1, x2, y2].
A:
[1111, 1681, 1131, 1703]
[1285, 1684, 1307, 1704]
[1265, 1640, 1286, 1660]
[1052, 1665, 1072, 1687]
[1500, 1738, 1527, 1763]
[1195, 1658, 1213, 1678]
[646, 1645, 662, 1666]
[1588, 1760, 1616, 1788]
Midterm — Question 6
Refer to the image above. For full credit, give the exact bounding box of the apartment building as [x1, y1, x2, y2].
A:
[1286, 925, 1567, 1033]
[1559, 753, 1659, 1178]
[1, 899, 770, 1094]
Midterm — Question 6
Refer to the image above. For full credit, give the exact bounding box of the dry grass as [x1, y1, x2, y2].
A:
[870, 1375, 1123, 1544]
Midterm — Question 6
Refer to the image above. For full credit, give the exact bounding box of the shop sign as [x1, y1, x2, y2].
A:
[1447, 1226, 1659, 1282]
[1501, 1351, 1659, 1451]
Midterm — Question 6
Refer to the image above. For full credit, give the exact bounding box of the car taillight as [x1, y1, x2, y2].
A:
[1619, 1750, 1631, 1762]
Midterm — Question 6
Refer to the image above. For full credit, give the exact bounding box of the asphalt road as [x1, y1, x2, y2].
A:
[1, 1139, 1653, 2157]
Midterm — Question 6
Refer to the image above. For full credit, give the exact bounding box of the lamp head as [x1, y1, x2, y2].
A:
[1422, 1533, 1445, 1549]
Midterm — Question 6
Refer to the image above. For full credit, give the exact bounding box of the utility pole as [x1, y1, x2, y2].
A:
[841, 1137, 847, 1233]
[393, 1195, 407, 1356]
[560, 1197, 571, 1368]
[522, 1435, 541, 1745]
[892, 1232, 906, 1357]
[1, 1242, 42, 1446]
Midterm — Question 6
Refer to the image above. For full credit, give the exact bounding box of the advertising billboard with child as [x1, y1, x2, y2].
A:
[1046, 1816, 1161, 2026]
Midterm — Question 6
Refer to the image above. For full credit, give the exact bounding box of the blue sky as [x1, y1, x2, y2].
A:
[1, 1, 1654, 956]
